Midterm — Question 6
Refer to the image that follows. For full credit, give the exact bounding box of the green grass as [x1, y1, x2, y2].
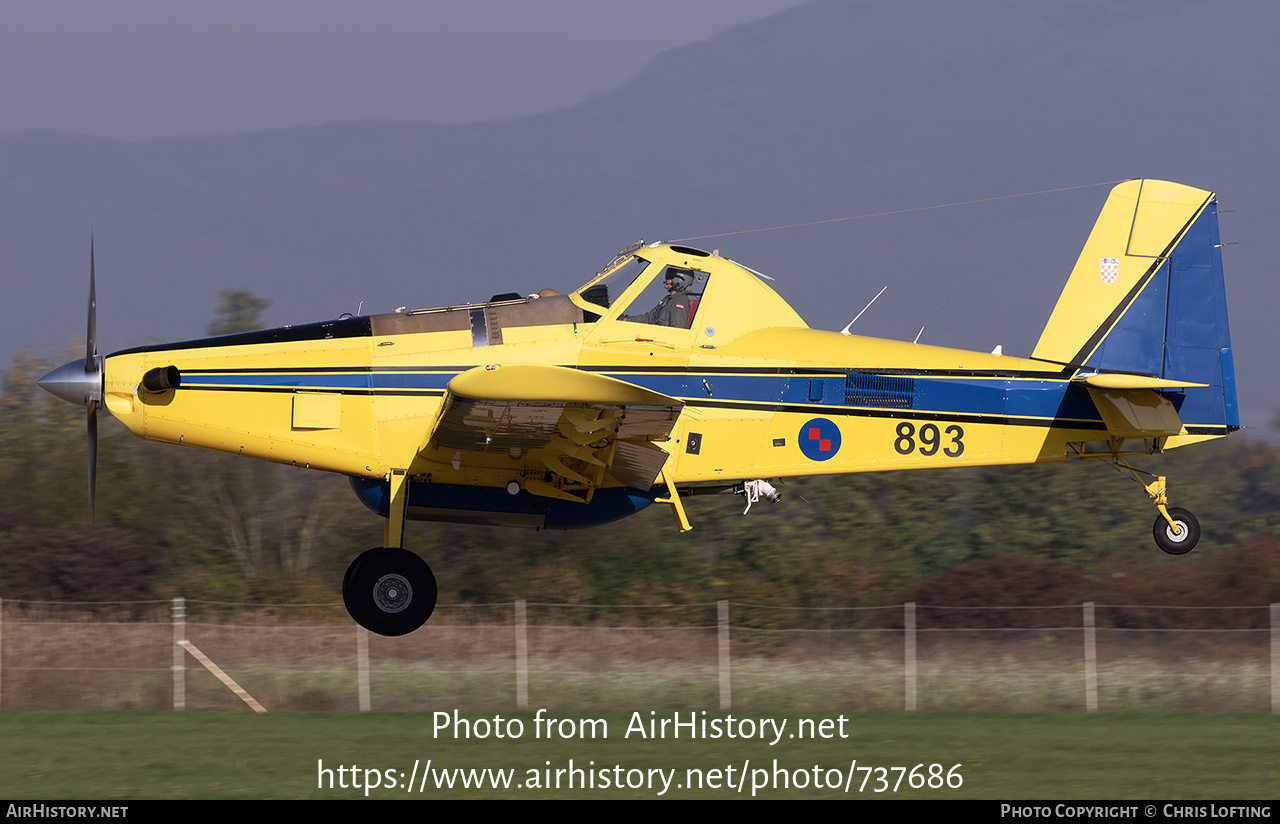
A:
[0, 710, 1275, 799]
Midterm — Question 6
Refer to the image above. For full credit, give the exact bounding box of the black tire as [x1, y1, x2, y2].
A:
[342, 546, 392, 595]
[342, 547, 437, 636]
[1153, 507, 1200, 555]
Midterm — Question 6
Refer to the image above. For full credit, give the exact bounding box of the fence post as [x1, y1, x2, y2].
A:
[718, 600, 731, 709]
[357, 626, 370, 712]
[904, 602, 916, 711]
[1084, 601, 1098, 712]
[1271, 604, 1278, 715]
[515, 600, 528, 709]
[173, 597, 185, 711]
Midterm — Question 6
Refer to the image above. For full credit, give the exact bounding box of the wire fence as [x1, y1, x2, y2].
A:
[0, 597, 1275, 713]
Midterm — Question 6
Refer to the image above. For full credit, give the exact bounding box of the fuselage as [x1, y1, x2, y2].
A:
[98, 241, 1233, 527]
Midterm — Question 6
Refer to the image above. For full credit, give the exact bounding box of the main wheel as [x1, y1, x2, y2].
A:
[1153, 507, 1200, 555]
[342, 547, 438, 636]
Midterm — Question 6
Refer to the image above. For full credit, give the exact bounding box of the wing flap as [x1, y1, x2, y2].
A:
[419, 365, 683, 497]
[610, 439, 673, 490]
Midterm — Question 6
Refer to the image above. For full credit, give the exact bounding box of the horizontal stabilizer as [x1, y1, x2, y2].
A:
[1079, 374, 1207, 390]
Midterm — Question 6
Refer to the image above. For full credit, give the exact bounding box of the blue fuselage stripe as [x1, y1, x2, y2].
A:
[176, 368, 1124, 426]
[174, 366, 1234, 428]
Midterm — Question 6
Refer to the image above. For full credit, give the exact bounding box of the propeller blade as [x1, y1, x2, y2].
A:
[86, 236, 99, 520]
[36, 235, 106, 521]
[86, 236, 97, 363]
[87, 237, 98, 520]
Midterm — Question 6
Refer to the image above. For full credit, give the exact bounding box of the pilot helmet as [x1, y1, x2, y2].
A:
[665, 269, 695, 291]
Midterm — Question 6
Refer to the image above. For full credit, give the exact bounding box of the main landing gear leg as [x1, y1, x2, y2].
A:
[1112, 459, 1201, 555]
[383, 468, 409, 550]
[655, 465, 692, 533]
[343, 470, 439, 636]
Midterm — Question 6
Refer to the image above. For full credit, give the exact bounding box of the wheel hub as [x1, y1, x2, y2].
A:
[373, 574, 413, 613]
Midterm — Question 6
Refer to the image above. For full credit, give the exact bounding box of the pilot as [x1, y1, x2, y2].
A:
[622, 268, 696, 328]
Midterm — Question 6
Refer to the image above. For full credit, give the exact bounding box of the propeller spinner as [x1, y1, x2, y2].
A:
[36, 238, 103, 518]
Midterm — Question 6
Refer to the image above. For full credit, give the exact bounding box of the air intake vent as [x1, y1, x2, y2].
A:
[845, 373, 914, 409]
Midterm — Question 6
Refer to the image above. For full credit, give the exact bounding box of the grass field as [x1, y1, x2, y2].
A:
[0, 709, 1275, 799]
[3, 618, 1273, 713]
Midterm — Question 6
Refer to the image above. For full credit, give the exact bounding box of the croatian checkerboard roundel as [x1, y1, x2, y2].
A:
[799, 417, 841, 461]
[1099, 257, 1119, 284]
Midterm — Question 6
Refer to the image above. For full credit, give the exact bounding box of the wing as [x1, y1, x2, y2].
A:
[418, 364, 684, 502]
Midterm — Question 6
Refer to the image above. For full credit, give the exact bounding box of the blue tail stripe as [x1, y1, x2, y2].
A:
[1083, 201, 1235, 428]
[1091, 259, 1168, 376]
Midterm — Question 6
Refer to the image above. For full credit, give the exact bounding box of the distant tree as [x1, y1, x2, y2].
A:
[207, 289, 272, 336]
[910, 555, 1085, 628]
[0, 525, 164, 602]
[0, 348, 93, 527]
[142, 288, 347, 588]
[157, 449, 349, 582]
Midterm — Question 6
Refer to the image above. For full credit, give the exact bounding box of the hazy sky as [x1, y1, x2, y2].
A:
[1, 1, 807, 140]
[6, 0, 1274, 431]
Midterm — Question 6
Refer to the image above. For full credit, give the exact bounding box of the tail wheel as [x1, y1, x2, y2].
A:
[343, 547, 437, 636]
[1153, 507, 1200, 555]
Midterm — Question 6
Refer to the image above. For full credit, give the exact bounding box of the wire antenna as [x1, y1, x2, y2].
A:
[913, 297, 948, 344]
[671, 179, 1130, 243]
[840, 285, 887, 335]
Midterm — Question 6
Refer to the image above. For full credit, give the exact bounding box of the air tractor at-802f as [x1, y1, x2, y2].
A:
[39, 180, 1239, 635]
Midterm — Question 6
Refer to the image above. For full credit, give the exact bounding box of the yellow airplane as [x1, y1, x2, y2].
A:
[38, 179, 1238, 635]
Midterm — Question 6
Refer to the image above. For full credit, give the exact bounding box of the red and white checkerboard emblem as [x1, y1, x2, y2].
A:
[1099, 257, 1119, 284]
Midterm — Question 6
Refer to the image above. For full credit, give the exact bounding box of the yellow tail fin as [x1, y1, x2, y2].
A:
[1033, 179, 1213, 367]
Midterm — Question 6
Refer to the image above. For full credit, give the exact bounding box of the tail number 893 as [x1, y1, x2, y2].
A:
[894, 422, 964, 457]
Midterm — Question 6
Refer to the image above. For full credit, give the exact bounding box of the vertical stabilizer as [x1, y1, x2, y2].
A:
[1033, 179, 1236, 431]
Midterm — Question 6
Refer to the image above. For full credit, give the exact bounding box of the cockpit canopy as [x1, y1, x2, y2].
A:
[368, 242, 808, 345]
[569, 243, 807, 340]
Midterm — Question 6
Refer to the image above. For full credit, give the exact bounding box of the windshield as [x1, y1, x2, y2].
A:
[572, 256, 651, 321]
